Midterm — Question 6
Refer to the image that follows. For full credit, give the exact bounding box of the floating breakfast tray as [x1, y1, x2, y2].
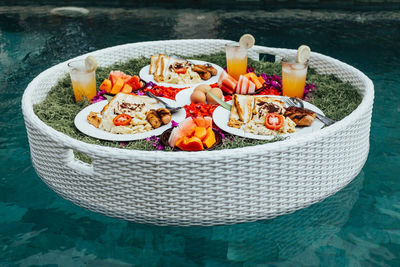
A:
[21, 39, 374, 226]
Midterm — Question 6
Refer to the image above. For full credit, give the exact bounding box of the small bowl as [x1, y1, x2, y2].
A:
[160, 127, 222, 151]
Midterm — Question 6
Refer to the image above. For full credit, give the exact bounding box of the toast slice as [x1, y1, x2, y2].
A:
[235, 94, 254, 123]
[253, 97, 285, 117]
[228, 94, 254, 128]
[101, 92, 158, 117]
[228, 95, 242, 128]
[149, 55, 158, 74]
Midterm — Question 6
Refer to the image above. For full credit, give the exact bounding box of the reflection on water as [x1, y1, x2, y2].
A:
[1, 6, 400, 266]
[3, 173, 364, 266]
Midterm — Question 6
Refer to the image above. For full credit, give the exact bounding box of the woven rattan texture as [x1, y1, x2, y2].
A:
[22, 39, 374, 226]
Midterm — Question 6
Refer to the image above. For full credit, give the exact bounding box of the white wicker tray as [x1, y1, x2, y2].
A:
[21, 39, 374, 226]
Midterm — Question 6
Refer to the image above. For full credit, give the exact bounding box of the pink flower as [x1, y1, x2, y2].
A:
[91, 90, 107, 103]
[171, 120, 179, 127]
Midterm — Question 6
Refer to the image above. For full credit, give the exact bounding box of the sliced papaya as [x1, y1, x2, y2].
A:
[203, 127, 216, 148]
[110, 78, 125, 94]
[175, 136, 186, 148]
[99, 79, 112, 93]
[245, 72, 263, 89]
[121, 83, 133, 93]
[193, 117, 206, 127]
[177, 136, 204, 151]
[258, 75, 265, 85]
[194, 126, 207, 140]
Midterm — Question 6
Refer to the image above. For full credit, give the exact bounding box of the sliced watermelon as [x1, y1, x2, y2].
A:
[168, 126, 181, 147]
[220, 84, 235, 94]
[218, 71, 237, 94]
[236, 75, 256, 95]
[126, 75, 142, 90]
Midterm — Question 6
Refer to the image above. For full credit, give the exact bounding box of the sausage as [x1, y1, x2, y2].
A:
[206, 66, 217, 76]
[146, 109, 162, 128]
[199, 71, 211, 80]
[157, 108, 172, 125]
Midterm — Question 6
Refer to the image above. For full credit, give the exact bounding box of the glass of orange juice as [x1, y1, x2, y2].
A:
[225, 44, 248, 80]
[68, 59, 97, 102]
[281, 57, 308, 98]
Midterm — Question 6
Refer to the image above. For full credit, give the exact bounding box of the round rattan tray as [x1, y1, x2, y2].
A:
[21, 39, 374, 226]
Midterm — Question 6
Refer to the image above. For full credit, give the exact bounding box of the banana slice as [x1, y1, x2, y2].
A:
[85, 55, 98, 72]
[239, 34, 255, 49]
[296, 45, 311, 63]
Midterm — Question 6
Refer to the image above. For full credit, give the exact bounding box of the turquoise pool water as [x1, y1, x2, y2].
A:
[1, 6, 400, 266]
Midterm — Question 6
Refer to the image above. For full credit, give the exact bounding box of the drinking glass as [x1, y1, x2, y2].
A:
[225, 44, 248, 80]
[281, 57, 308, 98]
[68, 60, 97, 102]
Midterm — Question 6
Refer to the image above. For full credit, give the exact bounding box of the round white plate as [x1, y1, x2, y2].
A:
[74, 99, 186, 141]
[213, 96, 325, 140]
[139, 60, 224, 88]
[175, 87, 195, 106]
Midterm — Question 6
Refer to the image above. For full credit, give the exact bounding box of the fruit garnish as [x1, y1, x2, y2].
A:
[296, 45, 311, 63]
[239, 34, 255, 49]
[85, 55, 98, 72]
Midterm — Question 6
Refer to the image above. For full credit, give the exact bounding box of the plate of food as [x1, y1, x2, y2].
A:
[139, 54, 224, 88]
[213, 95, 325, 140]
[74, 92, 186, 141]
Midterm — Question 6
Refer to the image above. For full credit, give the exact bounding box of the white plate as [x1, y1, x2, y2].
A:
[74, 99, 186, 141]
[139, 60, 224, 88]
[213, 96, 325, 140]
[175, 87, 195, 106]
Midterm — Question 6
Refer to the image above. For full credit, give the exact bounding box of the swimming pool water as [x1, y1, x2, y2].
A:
[1, 6, 400, 266]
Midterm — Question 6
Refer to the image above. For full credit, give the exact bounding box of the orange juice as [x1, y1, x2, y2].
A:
[282, 61, 308, 98]
[227, 57, 247, 80]
[70, 72, 97, 102]
[226, 44, 248, 80]
[68, 60, 97, 102]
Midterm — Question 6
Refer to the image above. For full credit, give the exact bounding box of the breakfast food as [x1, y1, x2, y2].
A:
[284, 106, 316, 126]
[206, 88, 223, 105]
[148, 54, 218, 84]
[94, 92, 167, 134]
[190, 85, 223, 105]
[87, 111, 101, 128]
[228, 94, 297, 136]
[168, 117, 216, 151]
[194, 84, 211, 94]
[190, 90, 207, 104]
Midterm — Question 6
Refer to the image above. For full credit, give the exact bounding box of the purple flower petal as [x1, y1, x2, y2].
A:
[91, 95, 106, 103]
[171, 120, 179, 128]
[157, 144, 164, 150]
[146, 81, 157, 88]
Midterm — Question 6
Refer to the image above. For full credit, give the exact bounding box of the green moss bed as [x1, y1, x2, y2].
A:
[33, 53, 362, 163]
